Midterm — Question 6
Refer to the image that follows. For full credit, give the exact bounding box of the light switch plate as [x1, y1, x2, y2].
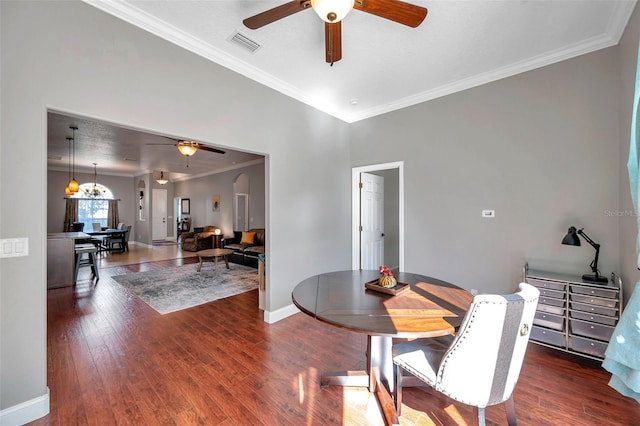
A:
[482, 210, 496, 218]
[0, 238, 29, 258]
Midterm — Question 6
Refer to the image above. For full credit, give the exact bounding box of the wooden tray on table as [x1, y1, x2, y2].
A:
[365, 279, 410, 296]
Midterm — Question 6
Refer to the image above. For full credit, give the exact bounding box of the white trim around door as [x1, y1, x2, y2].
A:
[351, 161, 404, 272]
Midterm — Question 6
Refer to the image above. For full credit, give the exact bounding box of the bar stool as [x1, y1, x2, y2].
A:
[74, 243, 99, 283]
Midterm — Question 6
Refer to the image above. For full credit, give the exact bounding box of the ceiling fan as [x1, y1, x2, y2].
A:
[146, 138, 226, 167]
[147, 138, 226, 157]
[243, 0, 428, 65]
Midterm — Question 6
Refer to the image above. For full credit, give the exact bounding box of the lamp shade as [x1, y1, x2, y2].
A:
[561, 226, 581, 246]
[311, 0, 354, 22]
[177, 141, 198, 157]
[68, 178, 79, 193]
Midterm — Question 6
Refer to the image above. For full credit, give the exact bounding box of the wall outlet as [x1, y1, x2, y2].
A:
[482, 210, 495, 218]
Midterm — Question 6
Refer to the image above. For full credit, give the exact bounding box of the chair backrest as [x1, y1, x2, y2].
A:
[71, 222, 84, 232]
[117, 222, 125, 230]
[124, 225, 132, 242]
[435, 283, 539, 408]
[92, 223, 101, 231]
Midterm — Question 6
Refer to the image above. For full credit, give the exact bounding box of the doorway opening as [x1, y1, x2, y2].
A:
[351, 162, 404, 271]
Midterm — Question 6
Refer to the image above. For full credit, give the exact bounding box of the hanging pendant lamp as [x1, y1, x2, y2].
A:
[65, 136, 73, 195]
[67, 126, 79, 193]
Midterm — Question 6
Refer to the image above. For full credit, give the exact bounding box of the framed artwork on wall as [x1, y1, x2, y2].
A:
[181, 198, 190, 214]
[212, 195, 220, 212]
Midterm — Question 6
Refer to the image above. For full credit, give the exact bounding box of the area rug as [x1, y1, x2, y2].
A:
[152, 240, 179, 246]
[112, 263, 258, 314]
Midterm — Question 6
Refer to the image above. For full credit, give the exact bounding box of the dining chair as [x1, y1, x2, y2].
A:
[108, 225, 131, 253]
[92, 222, 101, 231]
[392, 282, 540, 426]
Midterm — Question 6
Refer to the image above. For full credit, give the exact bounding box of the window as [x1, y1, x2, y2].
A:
[72, 183, 113, 231]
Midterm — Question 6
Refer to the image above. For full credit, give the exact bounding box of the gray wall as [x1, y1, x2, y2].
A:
[3, 0, 640, 420]
[173, 162, 265, 236]
[1, 1, 351, 413]
[47, 170, 136, 234]
[350, 46, 625, 295]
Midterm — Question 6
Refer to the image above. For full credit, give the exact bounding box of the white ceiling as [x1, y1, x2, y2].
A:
[48, 1, 636, 179]
[85, 0, 637, 123]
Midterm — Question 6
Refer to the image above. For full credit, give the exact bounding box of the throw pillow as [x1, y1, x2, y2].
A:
[240, 231, 255, 245]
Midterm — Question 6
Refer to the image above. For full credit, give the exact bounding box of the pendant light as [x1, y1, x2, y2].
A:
[65, 136, 73, 195]
[156, 171, 169, 185]
[67, 126, 79, 193]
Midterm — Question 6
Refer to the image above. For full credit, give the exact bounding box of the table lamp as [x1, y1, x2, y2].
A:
[561, 226, 608, 283]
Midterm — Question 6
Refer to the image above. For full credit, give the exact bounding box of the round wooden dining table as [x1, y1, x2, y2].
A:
[292, 269, 473, 425]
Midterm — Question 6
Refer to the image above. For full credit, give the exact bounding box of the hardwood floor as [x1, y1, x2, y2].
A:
[31, 248, 640, 425]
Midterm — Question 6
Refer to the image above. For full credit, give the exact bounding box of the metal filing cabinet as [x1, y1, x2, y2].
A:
[524, 263, 623, 361]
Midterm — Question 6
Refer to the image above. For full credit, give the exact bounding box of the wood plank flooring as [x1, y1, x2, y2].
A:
[31, 248, 640, 425]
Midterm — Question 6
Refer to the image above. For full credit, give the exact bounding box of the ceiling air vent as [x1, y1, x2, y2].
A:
[228, 31, 262, 53]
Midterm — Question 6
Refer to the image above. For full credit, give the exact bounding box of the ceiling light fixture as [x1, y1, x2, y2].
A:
[177, 141, 198, 157]
[310, 0, 354, 22]
[83, 163, 106, 198]
[67, 126, 79, 194]
[156, 171, 169, 185]
[65, 137, 73, 195]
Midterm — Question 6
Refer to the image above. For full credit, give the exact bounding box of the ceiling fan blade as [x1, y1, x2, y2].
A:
[243, 0, 312, 30]
[198, 145, 226, 155]
[354, 0, 427, 28]
[325, 22, 342, 65]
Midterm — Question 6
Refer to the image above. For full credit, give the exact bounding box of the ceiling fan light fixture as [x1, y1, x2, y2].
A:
[177, 141, 198, 157]
[311, 0, 354, 23]
[156, 171, 169, 185]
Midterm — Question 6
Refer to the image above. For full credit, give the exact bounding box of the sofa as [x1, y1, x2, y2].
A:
[223, 228, 265, 268]
[181, 225, 219, 252]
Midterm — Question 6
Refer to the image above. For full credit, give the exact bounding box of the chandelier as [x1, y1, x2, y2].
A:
[83, 163, 106, 198]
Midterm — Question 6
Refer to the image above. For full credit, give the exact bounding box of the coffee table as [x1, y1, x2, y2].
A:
[196, 248, 233, 272]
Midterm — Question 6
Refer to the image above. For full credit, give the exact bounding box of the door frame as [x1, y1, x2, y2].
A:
[351, 161, 404, 271]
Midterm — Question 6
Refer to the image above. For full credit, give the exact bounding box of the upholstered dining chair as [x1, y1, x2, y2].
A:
[108, 225, 131, 253]
[392, 282, 540, 426]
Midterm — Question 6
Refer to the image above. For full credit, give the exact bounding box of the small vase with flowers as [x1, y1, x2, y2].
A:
[378, 265, 398, 288]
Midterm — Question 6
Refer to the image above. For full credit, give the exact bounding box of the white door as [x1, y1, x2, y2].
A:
[360, 172, 384, 270]
[152, 189, 167, 240]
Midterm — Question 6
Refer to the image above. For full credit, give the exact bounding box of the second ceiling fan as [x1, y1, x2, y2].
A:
[243, 0, 428, 65]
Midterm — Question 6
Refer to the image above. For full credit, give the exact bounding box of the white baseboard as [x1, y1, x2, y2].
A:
[0, 388, 49, 426]
[263, 303, 299, 323]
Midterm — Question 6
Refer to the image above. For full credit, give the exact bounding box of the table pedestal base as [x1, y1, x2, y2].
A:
[319, 336, 399, 426]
